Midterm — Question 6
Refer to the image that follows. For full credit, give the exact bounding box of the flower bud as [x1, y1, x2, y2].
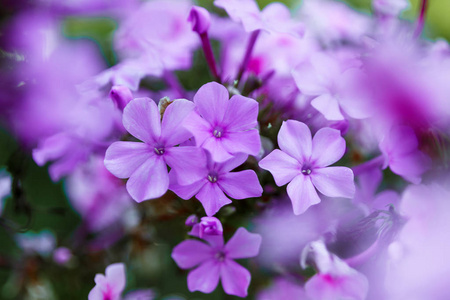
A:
[199, 217, 223, 238]
[187, 6, 211, 35]
[109, 85, 133, 111]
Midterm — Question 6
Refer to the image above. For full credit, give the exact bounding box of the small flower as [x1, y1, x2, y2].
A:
[170, 153, 262, 216]
[110, 85, 133, 111]
[259, 120, 355, 215]
[104, 98, 205, 202]
[184, 82, 261, 162]
[189, 216, 224, 238]
[172, 227, 262, 297]
[88, 263, 126, 300]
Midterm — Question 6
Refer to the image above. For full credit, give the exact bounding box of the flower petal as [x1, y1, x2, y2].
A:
[126, 156, 169, 202]
[169, 171, 206, 200]
[184, 111, 213, 146]
[161, 99, 195, 146]
[311, 127, 346, 167]
[311, 167, 355, 198]
[287, 175, 321, 215]
[220, 259, 251, 297]
[221, 130, 261, 157]
[105, 263, 126, 296]
[225, 227, 262, 259]
[104, 142, 153, 179]
[123, 98, 161, 144]
[172, 240, 213, 269]
[277, 120, 312, 162]
[216, 153, 249, 174]
[187, 259, 220, 294]
[259, 149, 300, 186]
[196, 182, 232, 216]
[202, 136, 235, 163]
[311, 94, 345, 121]
[164, 146, 207, 185]
[218, 170, 262, 199]
[221, 95, 258, 131]
[193, 82, 229, 125]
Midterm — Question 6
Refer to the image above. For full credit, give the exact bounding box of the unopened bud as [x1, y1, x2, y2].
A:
[109, 85, 133, 111]
[199, 217, 223, 238]
[187, 6, 211, 35]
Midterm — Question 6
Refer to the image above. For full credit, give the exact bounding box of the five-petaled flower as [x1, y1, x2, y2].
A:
[172, 227, 262, 297]
[259, 120, 355, 215]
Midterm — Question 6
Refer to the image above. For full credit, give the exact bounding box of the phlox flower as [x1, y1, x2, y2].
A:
[259, 120, 355, 215]
[170, 153, 262, 216]
[104, 98, 205, 202]
[89, 263, 126, 300]
[172, 227, 261, 297]
[302, 240, 369, 300]
[184, 82, 261, 162]
[379, 125, 431, 184]
[214, 0, 304, 37]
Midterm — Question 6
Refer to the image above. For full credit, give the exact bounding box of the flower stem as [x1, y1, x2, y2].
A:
[199, 32, 221, 82]
[236, 30, 261, 84]
[414, 0, 428, 38]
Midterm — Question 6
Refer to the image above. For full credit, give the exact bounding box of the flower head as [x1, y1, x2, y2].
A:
[259, 120, 355, 215]
[172, 227, 261, 297]
[184, 82, 261, 162]
[88, 263, 126, 300]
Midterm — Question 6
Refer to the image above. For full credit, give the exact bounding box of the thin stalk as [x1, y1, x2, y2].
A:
[414, 0, 428, 38]
[199, 32, 221, 82]
[236, 30, 261, 84]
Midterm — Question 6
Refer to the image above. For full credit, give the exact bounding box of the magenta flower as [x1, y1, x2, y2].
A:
[104, 98, 205, 202]
[379, 125, 431, 184]
[172, 227, 262, 297]
[214, 0, 304, 37]
[303, 240, 369, 300]
[259, 120, 355, 215]
[170, 153, 262, 216]
[184, 82, 261, 162]
[88, 263, 126, 300]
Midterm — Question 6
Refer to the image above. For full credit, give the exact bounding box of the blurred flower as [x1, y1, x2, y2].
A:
[89, 263, 126, 300]
[16, 230, 56, 256]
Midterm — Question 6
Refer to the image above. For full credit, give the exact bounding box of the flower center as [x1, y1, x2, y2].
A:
[208, 174, 218, 183]
[154, 147, 165, 155]
[215, 250, 226, 262]
[301, 168, 312, 175]
[213, 128, 223, 138]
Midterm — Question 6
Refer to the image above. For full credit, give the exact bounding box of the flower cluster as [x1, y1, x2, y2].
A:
[1, 0, 450, 299]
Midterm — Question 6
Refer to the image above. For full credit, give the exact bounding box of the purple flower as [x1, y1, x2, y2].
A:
[109, 85, 133, 111]
[184, 82, 261, 162]
[53, 247, 72, 265]
[172, 227, 262, 297]
[214, 0, 304, 37]
[88, 263, 126, 300]
[189, 216, 224, 238]
[104, 98, 205, 202]
[259, 120, 355, 215]
[302, 240, 369, 300]
[170, 153, 262, 216]
[379, 125, 431, 184]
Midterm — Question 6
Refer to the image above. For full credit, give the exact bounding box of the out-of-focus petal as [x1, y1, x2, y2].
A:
[311, 94, 345, 121]
[105, 263, 126, 296]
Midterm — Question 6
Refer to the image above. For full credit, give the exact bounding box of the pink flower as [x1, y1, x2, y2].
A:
[259, 120, 355, 215]
[88, 263, 126, 300]
[184, 82, 261, 162]
[172, 227, 261, 297]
